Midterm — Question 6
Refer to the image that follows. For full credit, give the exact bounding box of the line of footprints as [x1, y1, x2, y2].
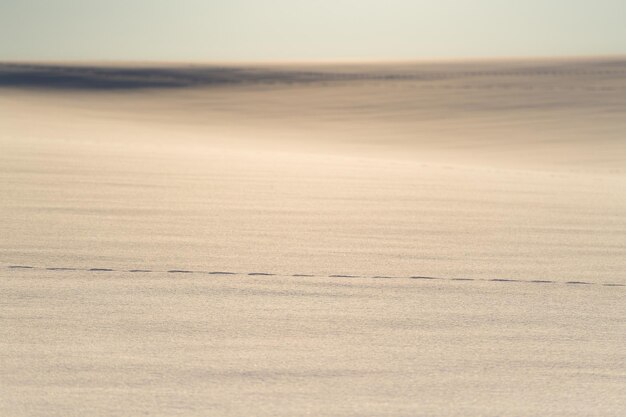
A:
[5, 264, 624, 288]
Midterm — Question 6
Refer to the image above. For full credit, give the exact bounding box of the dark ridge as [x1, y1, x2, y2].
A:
[208, 271, 237, 275]
[9, 265, 34, 269]
[89, 268, 114, 272]
[0, 70, 183, 90]
[46, 267, 77, 271]
[248, 273, 275, 276]
[410, 276, 440, 280]
[2, 59, 625, 91]
[0, 64, 361, 90]
[168, 270, 194, 274]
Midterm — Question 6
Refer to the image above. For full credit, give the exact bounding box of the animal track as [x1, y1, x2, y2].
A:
[3, 264, 624, 288]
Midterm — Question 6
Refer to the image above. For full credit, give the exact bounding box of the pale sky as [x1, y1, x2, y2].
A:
[1, 0, 625, 61]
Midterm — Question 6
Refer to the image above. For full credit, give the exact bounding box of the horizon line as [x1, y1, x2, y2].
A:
[2, 53, 625, 67]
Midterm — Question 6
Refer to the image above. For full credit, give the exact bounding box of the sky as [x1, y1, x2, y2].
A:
[1, 0, 625, 62]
